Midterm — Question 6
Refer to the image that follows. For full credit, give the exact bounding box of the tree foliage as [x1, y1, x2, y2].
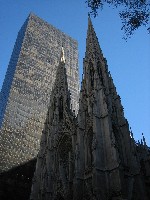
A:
[86, 0, 150, 39]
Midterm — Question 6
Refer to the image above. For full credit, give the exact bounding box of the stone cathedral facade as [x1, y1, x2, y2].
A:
[30, 18, 150, 200]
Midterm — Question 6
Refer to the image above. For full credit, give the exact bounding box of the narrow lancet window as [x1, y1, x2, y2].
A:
[52, 97, 56, 119]
[53, 97, 56, 112]
[89, 61, 94, 89]
[59, 96, 63, 120]
[86, 127, 93, 167]
[97, 61, 104, 86]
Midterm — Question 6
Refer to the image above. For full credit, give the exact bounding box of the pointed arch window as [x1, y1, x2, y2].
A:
[59, 96, 63, 120]
[97, 61, 104, 86]
[89, 61, 94, 89]
[57, 135, 72, 192]
[53, 97, 56, 112]
[52, 97, 56, 119]
[86, 127, 93, 167]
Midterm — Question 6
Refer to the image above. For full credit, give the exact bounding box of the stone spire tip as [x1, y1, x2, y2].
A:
[88, 13, 92, 26]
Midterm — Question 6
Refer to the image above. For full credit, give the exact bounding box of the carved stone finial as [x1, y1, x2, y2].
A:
[60, 46, 65, 63]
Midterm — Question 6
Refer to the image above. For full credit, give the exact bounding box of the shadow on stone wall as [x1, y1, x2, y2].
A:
[0, 158, 36, 200]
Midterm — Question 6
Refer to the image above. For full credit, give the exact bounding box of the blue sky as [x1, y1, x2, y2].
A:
[0, 0, 150, 146]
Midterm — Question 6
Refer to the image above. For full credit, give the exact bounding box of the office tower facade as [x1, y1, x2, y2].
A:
[0, 13, 79, 172]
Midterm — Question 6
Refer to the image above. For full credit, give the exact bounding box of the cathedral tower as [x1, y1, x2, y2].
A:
[75, 16, 122, 200]
[74, 16, 148, 200]
[29, 17, 150, 200]
[30, 48, 77, 200]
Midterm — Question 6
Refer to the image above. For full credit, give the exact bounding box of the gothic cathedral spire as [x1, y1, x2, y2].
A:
[85, 15, 102, 60]
[76, 17, 123, 200]
[75, 17, 148, 200]
[30, 48, 76, 200]
[30, 18, 149, 200]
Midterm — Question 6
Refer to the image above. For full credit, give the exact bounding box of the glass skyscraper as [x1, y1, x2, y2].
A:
[0, 13, 79, 172]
